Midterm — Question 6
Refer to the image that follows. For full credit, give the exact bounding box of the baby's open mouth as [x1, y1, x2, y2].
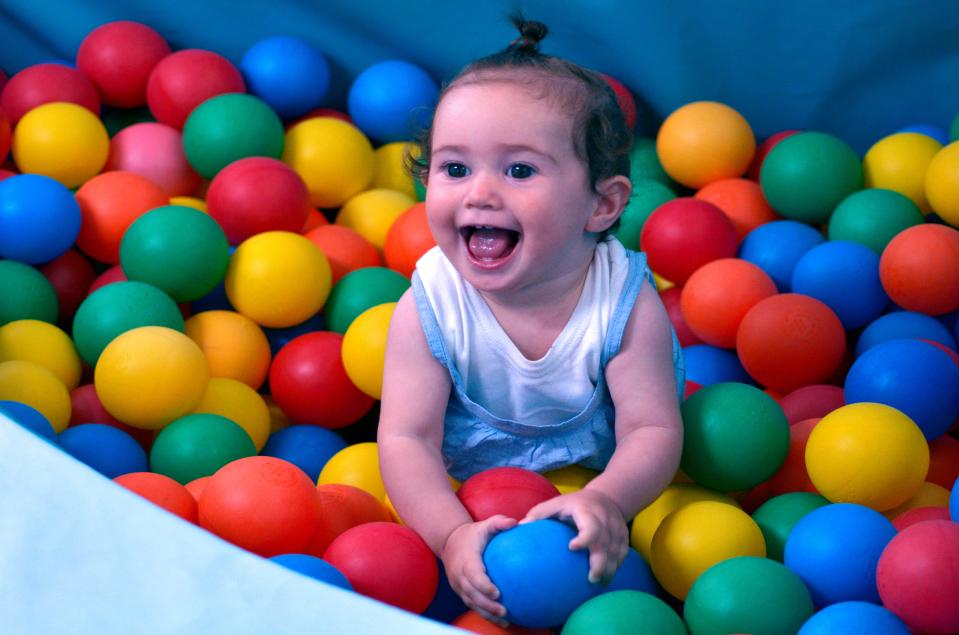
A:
[460, 226, 520, 261]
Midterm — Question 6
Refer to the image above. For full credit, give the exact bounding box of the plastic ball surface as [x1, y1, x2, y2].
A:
[324, 267, 410, 334]
[12, 102, 109, 189]
[561, 590, 685, 635]
[114, 471, 198, 523]
[305, 224, 383, 284]
[1, 63, 100, 124]
[59, 423, 148, 478]
[863, 132, 942, 212]
[341, 302, 396, 399]
[269, 554, 352, 590]
[0, 260, 58, 325]
[0, 400, 56, 441]
[924, 139, 959, 226]
[76, 20, 171, 108]
[240, 35, 330, 119]
[260, 424, 347, 483]
[738, 219, 826, 292]
[797, 602, 910, 635]
[828, 188, 924, 253]
[282, 117, 374, 208]
[347, 60, 439, 143]
[146, 48, 245, 129]
[0, 359, 71, 432]
[0, 174, 81, 265]
[457, 467, 560, 521]
[0, 319, 81, 390]
[752, 492, 829, 562]
[149, 412, 256, 484]
[184, 310, 271, 390]
[317, 441, 386, 502]
[335, 188, 416, 250]
[879, 223, 959, 315]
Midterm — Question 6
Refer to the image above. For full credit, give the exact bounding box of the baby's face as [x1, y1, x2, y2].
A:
[425, 80, 601, 299]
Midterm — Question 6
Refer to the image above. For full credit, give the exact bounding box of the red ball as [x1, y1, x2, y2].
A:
[146, 49, 245, 129]
[286, 107, 353, 129]
[301, 208, 329, 233]
[600, 73, 637, 131]
[384, 202, 436, 278]
[456, 467, 560, 521]
[764, 417, 819, 496]
[877, 520, 959, 634]
[777, 384, 845, 425]
[736, 293, 846, 392]
[640, 197, 738, 285]
[928, 434, 959, 490]
[323, 522, 439, 614]
[86, 264, 127, 294]
[105, 122, 201, 196]
[694, 178, 779, 240]
[747, 130, 800, 181]
[891, 506, 951, 531]
[0, 106, 10, 160]
[660, 286, 702, 347]
[70, 383, 155, 450]
[269, 331, 375, 429]
[206, 157, 312, 244]
[680, 258, 778, 349]
[114, 471, 198, 523]
[185, 475, 210, 502]
[39, 249, 96, 324]
[879, 223, 959, 316]
[304, 224, 382, 285]
[76, 21, 171, 108]
[0, 63, 100, 125]
[307, 483, 393, 556]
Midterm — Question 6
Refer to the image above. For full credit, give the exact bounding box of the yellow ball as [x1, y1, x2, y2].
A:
[543, 464, 599, 495]
[225, 231, 332, 328]
[371, 142, 417, 198]
[342, 302, 396, 399]
[924, 140, 959, 227]
[318, 441, 386, 501]
[656, 101, 755, 189]
[169, 196, 207, 213]
[863, 132, 942, 213]
[631, 483, 740, 561]
[335, 188, 416, 250]
[650, 500, 766, 599]
[652, 271, 674, 292]
[184, 310, 271, 390]
[0, 359, 71, 433]
[883, 481, 951, 520]
[12, 102, 109, 188]
[282, 117, 374, 208]
[94, 326, 209, 430]
[805, 402, 929, 511]
[192, 377, 271, 451]
[0, 319, 82, 389]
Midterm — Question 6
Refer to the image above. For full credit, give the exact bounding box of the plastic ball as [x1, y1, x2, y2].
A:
[613, 179, 675, 251]
[59, 423, 148, 477]
[738, 219, 826, 292]
[206, 157, 312, 245]
[114, 471, 198, 523]
[308, 483, 393, 556]
[0, 399, 56, 441]
[383, 202, 436, 278]
[900, 123, 949, 144]
[883, 481, 951, 518]
[798, 602, 910, 635]
[952, 476, 959, 521]
[892, 505, 952, 531]
[602, 547, 660, 596]
[69, 382, 154, 449]
[694, 178, 778, 240]
[863, 132, 942, 212]
[371, 141, 417, 198]
[146, 49, 245, 129]
[877, 520, 959, 634]
[341, 302, 396, 399]
[925, 140, 959, 227]
[185, 476, 210, 501]
[0, 359, 70, 432]
[0, 63, 100, 124]
[760, 132, 863, 225]
[0, 319, 80, 389]
[752, 492, 829, 562]
[879, 223, 959, 315]
[0, 260, 57, 325]
[323, 522, 438, 613]
[304, 224, 382, 284]
[829, 188, 924, 255]
[12, 102, 108, 189]
[149, 413, 256, 484]
[656, 101, 755, 189]
[269, 554, 352, 590]
[325, 267, 410, 334]
[76, 21, 170, 108]
[261, 312, 326, 356]
[451, 611, 550, 634]
[182, 93, 285, 179]
[192, 377, 270, 451]
[682, 344, 752, 386]
[0, 174, 81, 265]
[928, 435, 959, 490]
[239, 35, 330, 119]
[600, 74, 638, 131]
[456, 467, 560, 521]
[347, 60, 438, 143]
[282, 117, 374, 208]
[660, 287, 701, 347]
[260, 425, 347, 483]
[72, 280, 183, 367]
[640, 197, 739, 285]
[736, 294, 846, 392]
[184, 310, 270, 390]
[650, 500, 766, 599]
[268, 331, 374, 429]
[805, 402, 928, 511]
[318, 441, 386, 501]
[629, 137, 678, 188]
[94, 326, 209, 430]
[224, 231, 332, 328]
[198, 455, 321, 557]
[855, 311, 957, 357]
[37, 250, 93, 326]
[105, 122, 200, 196]
[762, 416, 821, 496]
[0, 105, 10, 159]
[684, 556, 814, 635]
[778, 384, 844, 424]
[562, 591, 685, 635]
[335, 188, 416, 250]
[747, 130, 801, 181]
[542, 464, 598, 495]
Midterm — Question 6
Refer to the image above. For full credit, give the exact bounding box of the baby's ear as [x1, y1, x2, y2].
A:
[585, 175, 632, 233]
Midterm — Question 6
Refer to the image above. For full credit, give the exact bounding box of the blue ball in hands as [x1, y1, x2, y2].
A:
[482, 519, 594, 628]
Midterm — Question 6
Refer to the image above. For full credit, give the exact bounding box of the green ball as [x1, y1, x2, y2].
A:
[950, 112, 959, 142]
[0, 260, 58, 325]
[827, 188, 924, 253]
[680, 382, 790, 492]
[120, 205, 230, 302]
[613, 179, 675, 250]
[182, 93, 285, 179]
[324, 266, 410, 333]
[752, 492, 830, 562]
[684, 556, 814, 635]
[631, 137, 680, 189]
[561, 590, 685, 635]
[72, 281, 184, 367]
[760, 132, 863, 225]
[150, 413, 256, 484]
[414, 173, 426, 201]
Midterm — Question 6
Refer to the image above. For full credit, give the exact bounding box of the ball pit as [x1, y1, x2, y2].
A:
[456, 467, 560, 521]
[239, 35, 330, 120]
[149, 413, 256, 484]
[59, 423, 149, 478]
[304, 224, 383, 284]
[0, 359, 71, 432]
[318, 441, 386, 502]
[0, 319, 81, 390]
[75, 21, 170, 108]
[324, 267, 410, 333]
[183, 310, 271, 390]
[310, 484, 393, 556]
[751, 492, 829, 562]
[335, 188, 416, 250]
[260, 424, 347, 482]
[0, 399, 56, 441]
[737, 219, 826, 292]
[341, 302, 396, 399]
[828, 188, 924, 253]
[798, 601, 910, 635]
[0, 63, 100, 124]
[146, 48, 245, 129]
[613, 178, 675, 251]
[854, 310, 957, 356]
[105, 122, 201, 196]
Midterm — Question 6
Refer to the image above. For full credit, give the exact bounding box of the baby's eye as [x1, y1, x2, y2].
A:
[442, 162, 469, 178]
[508, 163, 535, 179]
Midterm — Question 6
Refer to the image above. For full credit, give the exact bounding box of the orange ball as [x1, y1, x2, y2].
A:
[694, 178, 779, 240]
[74, 170, 169, 263]
[306, 483, 393, 556]
[304, 223, 382, 284]
[383, 202, 436, 278]
[680, 258, 778, 348]
[452, 610, 552, 634]
[879, 223, 959, 315]
[300, 208, 328, 233]
[184, 310, 271, 390]
[114, 471, 198, 523]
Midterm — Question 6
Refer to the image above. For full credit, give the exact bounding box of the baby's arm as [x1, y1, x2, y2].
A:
[378, 290, 515, 622]
[524, 277, 684, 581]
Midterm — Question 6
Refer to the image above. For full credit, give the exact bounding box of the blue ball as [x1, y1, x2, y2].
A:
[897, 123, 949, 145]
[0, 400, 56, 441]
[0, 174, 82, 265]
[790, 240, 889, 329]
[683, 344, 753, 386]
[239, 35, 331, 120]
[190, 280, 233, 313]
[263, 312, 326, 357]
[951, 476, 958, 522]
[784, 503, 897, 607]
[261, 424, 347, 482]
[347, 60, 438, 142]
[58, 423, 148, 478]
[422, 558, 468, 623]
[798, 601, 910, 635]
[602, 548, 660, 596]
[739, 220, 826, 292]
[269, 553, 352, 590]
[855, 310, 957, 357]
[844, 338, 959, 440]
[483, 519, 594, 628]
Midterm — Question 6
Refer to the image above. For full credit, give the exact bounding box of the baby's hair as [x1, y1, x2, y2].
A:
[407, 12, 632, 234]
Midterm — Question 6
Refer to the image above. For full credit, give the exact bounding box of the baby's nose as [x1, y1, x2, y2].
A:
[464, 172, 503, 209]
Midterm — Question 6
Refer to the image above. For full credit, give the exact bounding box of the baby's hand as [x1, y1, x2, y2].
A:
[441, 515, 518, 626]
[522, 489, 629, 584]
